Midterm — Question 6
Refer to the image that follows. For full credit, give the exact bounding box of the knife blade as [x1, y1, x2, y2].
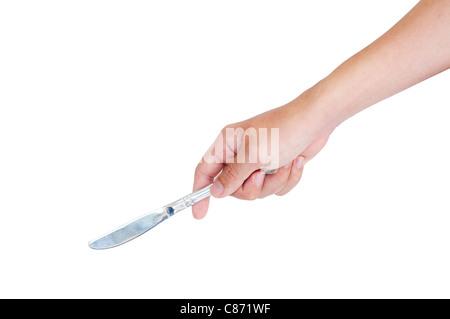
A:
[88, 183, 212, 250]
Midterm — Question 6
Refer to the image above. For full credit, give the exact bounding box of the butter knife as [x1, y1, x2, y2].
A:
[88, 183, 212, 250]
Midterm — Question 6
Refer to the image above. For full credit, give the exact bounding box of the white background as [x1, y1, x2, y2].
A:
[0, 0, 449, 298]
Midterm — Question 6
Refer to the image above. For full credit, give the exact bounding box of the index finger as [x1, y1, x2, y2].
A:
[192, 160, 223, 219]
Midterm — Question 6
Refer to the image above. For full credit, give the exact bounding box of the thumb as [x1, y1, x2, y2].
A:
[210, 160, 259, 198]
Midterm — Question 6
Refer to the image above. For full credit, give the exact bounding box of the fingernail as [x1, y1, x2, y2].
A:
[284, 163, 290, 169]
[210, 180, 224, 197]
[295, 156, 305, 168]
[254, 171, 265, 187]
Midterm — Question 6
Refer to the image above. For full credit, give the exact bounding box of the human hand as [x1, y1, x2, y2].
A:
[192, 0, 450, 219]
[192, 94, 331, 219]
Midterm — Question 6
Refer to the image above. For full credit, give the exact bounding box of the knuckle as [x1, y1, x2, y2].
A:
[279, 169, 291, 185]
[245, 192, 258, 201]
[194, 163, 202, 175]
[221, 164, 239, 182]
[292, 167, 304, 181]
[221, 124, 233, 134]
[257, 192, 269, 199]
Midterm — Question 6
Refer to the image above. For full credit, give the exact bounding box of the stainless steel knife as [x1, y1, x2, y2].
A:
[88, 183, 212, 250]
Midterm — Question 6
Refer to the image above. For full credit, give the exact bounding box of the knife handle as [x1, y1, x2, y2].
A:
[167, 183, 212, 215]
[185, 183, 212, 206]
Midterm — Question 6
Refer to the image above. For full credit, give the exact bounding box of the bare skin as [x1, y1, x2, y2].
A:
[193, 0, 450, 219]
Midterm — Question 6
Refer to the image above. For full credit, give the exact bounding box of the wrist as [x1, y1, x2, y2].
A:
[288, 80, 341, 138]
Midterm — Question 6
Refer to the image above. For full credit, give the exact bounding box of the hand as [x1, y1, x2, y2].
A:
[192, 94, 331, 219]
[192, 0, 450, 220]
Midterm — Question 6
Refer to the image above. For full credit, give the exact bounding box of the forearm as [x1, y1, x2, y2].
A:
[303, 0, 450, 132]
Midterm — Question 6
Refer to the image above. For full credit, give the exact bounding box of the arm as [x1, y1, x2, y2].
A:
[192, 0, 450, 219]
[313, 0, 450, 132]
